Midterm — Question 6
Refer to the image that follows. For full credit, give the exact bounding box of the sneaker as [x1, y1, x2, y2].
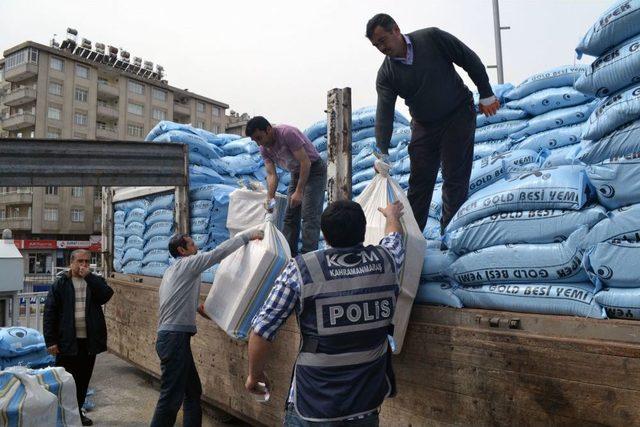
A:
[80, 414, 93, 426]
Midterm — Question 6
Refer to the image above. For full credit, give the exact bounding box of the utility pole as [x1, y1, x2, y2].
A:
[489, 0, 510, 83]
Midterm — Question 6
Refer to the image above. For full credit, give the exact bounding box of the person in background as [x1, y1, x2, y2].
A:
[150, 229, 263, 427]
[246, 200, 406, 426]
[367, 13, 500, 233]
[246, 116, 327, 257]
[44, 249, 114, 426]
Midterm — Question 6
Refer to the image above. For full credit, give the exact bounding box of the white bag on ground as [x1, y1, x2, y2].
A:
[447, 227, 589, 285]
[0, 366, 68, 427]
[355, 161, 426, 354]
[203, 221, 290, 340]
[445, 205, 606, 255]
[226, 187, 287, 237]
[30, 366, 82, 426]
[453, 282, 605, 318]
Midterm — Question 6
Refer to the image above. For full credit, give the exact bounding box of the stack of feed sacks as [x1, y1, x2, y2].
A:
[505, 65, 596, 167]
[147, 121, 292, 193]
[416, 89, 538, 305]
[441, 165, 606, 318]
[113, 194, 175, 277]
[571, 0, 640, 320]
[116, 198, 149, 275]
[304, 106, 410, 197]
[189, 184, 237, 283]
[141, 194, 175, 277]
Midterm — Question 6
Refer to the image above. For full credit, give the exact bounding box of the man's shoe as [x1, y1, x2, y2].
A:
[80, 414, 93, 426]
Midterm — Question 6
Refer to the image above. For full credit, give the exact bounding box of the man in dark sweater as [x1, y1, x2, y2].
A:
[367, 13, 500, 233]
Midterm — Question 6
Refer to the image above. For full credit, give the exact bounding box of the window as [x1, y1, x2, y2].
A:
[197, 120, 205, 129]
[127, 102, 143, 116]
[46, 127, 61, 138]
[94, 213, 101, 229]
[75, 64, 89, 79]
[71, 187, 84, 198]
[47, 105, 61, 120]
[128, 80, 144, 95]
[98, 77, 108, 85]
[212, 107, 220, 117]
[50, 56, 64, 71]
[74, 111, 88, 126]
[5, 48, 38, 70]
[75, 87, 88, 103]
[48, 81, 63, 96]
[211, 124, 219, 134]
[0, 209, 4, 220]
[127, 123, 144, 138]
[152, 88, 167, 101]
[197, 102, 205, 113]
[71, 209, 85, 222]
[73, 132, 87, 139]
[44, 208, 58, 222]
[152, 108, 166, 121]
[94, 187, 103, 199]
[45, 186, 58, 195]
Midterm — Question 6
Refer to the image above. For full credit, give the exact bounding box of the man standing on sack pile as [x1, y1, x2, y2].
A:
[245, 200, 406, 426]
[367, 13, 500, 233]
[246, 116, 327, 257]
[150, 229, 264, 427]
[44, 249, 114, 426]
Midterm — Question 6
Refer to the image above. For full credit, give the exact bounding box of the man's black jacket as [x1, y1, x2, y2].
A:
[43, 271, 114, 355]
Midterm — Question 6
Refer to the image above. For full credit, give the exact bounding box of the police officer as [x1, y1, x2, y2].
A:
[246, 200, 405, 426]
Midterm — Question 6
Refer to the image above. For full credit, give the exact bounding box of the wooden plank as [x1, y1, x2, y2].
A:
[106, 279, 640, 426]
[326, 87, 352, 203]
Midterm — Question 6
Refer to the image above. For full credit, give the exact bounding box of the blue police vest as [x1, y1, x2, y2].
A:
[291, 243, 399, 422]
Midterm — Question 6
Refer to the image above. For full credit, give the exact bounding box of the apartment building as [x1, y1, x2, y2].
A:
[0, 37, 229, 274]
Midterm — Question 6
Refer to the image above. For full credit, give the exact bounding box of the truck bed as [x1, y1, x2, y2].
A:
[106, 274, 640, 426]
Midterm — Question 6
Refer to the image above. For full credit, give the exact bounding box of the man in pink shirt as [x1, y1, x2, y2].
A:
[246, 116, 327, 256]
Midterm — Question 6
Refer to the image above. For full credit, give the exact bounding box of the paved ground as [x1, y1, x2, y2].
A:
[87, 352, 250, 426]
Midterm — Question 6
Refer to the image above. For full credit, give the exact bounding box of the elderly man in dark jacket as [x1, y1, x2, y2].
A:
[44, 249, 113, 426]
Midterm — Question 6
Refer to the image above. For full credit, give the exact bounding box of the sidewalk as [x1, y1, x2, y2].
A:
[88, 351, 250, 426]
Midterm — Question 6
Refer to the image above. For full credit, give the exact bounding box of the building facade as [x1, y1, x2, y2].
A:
[0, 40, 230, 274]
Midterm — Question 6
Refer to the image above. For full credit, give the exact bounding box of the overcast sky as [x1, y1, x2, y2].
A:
[1, 0, 611, 129]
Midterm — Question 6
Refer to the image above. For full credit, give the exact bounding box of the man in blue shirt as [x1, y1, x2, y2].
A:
[246, 200, 406, 426]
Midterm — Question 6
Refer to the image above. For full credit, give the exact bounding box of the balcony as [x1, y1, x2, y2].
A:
[96, 123, 118, 139]
[2, 113, 36, 131]
[97, 104, 119, 120]
[173, 103, 190, 118]
[4, 63, 38, 82]
[3, 87, 37, 107]
[0, 218, 32, 230]
[0, 192, 33, 204]
[97, 82, 119, 99]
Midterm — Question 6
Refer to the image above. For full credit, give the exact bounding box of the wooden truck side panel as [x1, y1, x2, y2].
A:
[106, 275, 640, 427]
